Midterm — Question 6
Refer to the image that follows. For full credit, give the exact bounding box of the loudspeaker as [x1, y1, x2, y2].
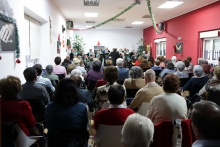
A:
[158, 22, 165, 31]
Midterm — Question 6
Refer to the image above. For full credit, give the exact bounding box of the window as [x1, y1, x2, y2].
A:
[203, 37, 220, 65]
[24, 15, 41, 59]
[154, 38, 166, 57]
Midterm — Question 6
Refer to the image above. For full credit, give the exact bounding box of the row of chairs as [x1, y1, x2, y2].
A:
[93, 119, 196, 147]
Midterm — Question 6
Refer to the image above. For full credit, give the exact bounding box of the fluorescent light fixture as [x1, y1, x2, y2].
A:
[158, 1, 183, 8]
[131, 21, 144, 25]
[86, 26, 92, 28]
[85, 13, 98, 17]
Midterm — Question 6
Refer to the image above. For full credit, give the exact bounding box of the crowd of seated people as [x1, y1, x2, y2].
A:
[2, 48, 220, 147]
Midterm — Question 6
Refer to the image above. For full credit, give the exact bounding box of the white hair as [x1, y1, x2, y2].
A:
[193, 65, 204, 77]
[116, 58, 124, 67]
[171, 56, 177, 62]
[121, 113, 154, 147]
[176, 61, 185, 71]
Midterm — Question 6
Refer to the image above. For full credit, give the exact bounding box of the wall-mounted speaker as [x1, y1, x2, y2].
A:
[158, 22, 165, 31]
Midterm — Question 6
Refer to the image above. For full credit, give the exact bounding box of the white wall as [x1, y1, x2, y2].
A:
[70, 29, 143, 53]
[0, 0, 67, 83]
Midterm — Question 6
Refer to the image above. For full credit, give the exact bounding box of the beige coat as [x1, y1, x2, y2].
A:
[130, 82, 164, 109]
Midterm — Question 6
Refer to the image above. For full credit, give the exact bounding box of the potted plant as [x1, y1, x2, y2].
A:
[72, 34, 85, 54]
[137, 38, 145, 55]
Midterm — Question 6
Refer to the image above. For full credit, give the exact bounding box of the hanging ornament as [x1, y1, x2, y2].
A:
[97, 41, 100, 46]
[15, 59, 21, 64]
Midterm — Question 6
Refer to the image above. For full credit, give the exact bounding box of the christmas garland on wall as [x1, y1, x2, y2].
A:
[0, 13, 20, 63]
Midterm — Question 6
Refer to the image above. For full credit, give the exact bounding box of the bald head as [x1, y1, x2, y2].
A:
[145, 69, 156, 83]
[191, 101, 220, 140]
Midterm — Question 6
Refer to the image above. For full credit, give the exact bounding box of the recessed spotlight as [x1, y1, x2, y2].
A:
[85, 13, 98, 17]
[86, 26, 92, 28]
[131, 21, 144, 25]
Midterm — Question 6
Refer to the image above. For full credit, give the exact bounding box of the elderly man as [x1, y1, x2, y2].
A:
[191, 101, 220, 147]
[130, 69, 164, 110]
[43, 65, 59, 81]
[116, 58, 129, 84]
[121, 113, 154, 147]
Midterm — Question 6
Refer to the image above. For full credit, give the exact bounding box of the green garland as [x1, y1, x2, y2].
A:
[93, 2, 138, 29]
[0, 13, 20, 58]
[146, 0, 163, 34]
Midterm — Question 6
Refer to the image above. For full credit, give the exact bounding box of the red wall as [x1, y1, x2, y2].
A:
[143, 1, 220, 65]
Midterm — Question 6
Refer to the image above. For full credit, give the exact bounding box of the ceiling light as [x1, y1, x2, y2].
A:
[158, 0, 183, 8]
[131, 21, 144, 25]
[85, 13, 98, 17]
[86, 26, 92, 28]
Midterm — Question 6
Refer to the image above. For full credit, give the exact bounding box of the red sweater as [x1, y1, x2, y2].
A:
[1, 99, 36, 135]
[94, 108, 134, 130]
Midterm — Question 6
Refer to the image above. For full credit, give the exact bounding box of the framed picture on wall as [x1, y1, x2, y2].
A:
[0, 13, 19, 51]
[175, 42, 183, 53]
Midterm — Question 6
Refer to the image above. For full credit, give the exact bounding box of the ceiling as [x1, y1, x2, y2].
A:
[51, 0, 218, 30]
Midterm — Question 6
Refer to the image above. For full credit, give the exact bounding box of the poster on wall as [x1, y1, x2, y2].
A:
[0, 13, 17, 51]
[175, 42, 183, 53]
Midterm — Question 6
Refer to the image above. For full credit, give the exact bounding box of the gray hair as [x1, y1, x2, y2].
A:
[176, 61, 185, 71]
[129, 66, 143, 79]
[198, 58, 208, 65]
[121, 113, 154, 147]
[145, 69, 155, 80]
[116, 58, 124, 67]
[193, 65, 204, 77]
[171, 56, 177, 62]
[71, 69, 82, 77]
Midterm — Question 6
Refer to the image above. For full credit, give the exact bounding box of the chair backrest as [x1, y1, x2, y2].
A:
[55, 74, 65, 81]
[87, 80, 97, 93]
[179, 78, 190, 87]
[154, 70, 162, 77]
[94, 125, 123, 147]
[150, 119, 196, 147]
[137, 102, 150, 116]
[50, 79, 59, 87]
[1, 122, 40, 147]
[101, 101, 127, 109]
[126, 88, 139, 98]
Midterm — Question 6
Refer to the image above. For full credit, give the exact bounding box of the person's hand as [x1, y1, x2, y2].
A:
[0, 24, 14, 43]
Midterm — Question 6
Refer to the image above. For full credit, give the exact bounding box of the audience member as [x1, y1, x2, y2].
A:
[71, 75, 93, 112]
[66, 64, 76, 78]
[116, 58, 129, 84]
[19, 67, 50, 122]
[183, 65, 209, 99]
[33, 64, 55, 93]
[183, 59, 192, 73]
[123, 66, 145, 89]
[147, 74, 187, 124]
[151, 60, 162, 71]
[160, 61, 176, 78]
[93, 85, 134, 130]
[86, 60, 103, 84]
[53, 56, 67, 78]
[130, 69, 164, 110]
[0, 76, 36, 136]
[187, 56, 194, 71]
[199, 66, 220, 106]
[191, 101, 220, 147]
[121, 113, 154, 147]
[43, 65, 59, 81]
[174, 61, 189, 78]
[202, 64, 212, 79]
[171, 56, 177, 67]
[157, 56, 165, 68]
[94, 66, 119, 111]
[46, 78, 89, 147]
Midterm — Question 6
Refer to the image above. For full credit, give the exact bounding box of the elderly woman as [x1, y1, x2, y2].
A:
[94, 66, 119, 111]
[46, 78, 89, 146]
[174, 61, 189, 78]
[199, 66, 220, 106]
[121, 113, 154, 147]
[0, 76, 36, 136]
[94, 85, 134, 130]
[123, 66, 145, 89]
[160, 61, 176, 78]
[147, 74, 187, 124]
[183, 65, 209, 99]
